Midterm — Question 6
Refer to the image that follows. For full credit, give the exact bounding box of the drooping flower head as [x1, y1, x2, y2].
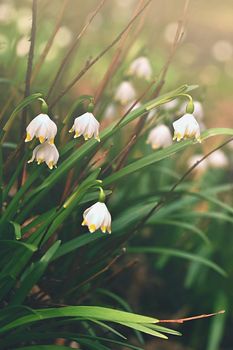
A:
[173, 114, 201, 142]
[69, 112, 100, 142]
[114, 81, 136, 105]
[187, 154, 208, 173]
[28, 142, 59, 169]
[104, 103, 117, 120]
[180, 100, 204, 121]
[25, 113, 57, 144]
[82, 201, 111, 234]
[208, 150, 228, 168]
[128, 56, 152, 80]
[147, 124, 173, 150]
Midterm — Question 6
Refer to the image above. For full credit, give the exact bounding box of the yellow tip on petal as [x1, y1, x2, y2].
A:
[84, 134, 89, 141]
[69, 127, 74, 133]
[25, 133, 32, 142]
[89, 224, 96, 233]
[107, 227, 112, 234]
[82, 219, 87, 226]
[74, 132, 80, 139]
[101, 226, 107, 233]
[49, 138, 54, 145]
[48, 161, 54, 170]
[37, 158, 43, 165]
[39, 136, 45, 143]
[95, 136, 100, 142]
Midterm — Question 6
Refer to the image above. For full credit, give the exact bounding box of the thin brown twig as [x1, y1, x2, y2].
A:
[21, 0, 37, 138]
[31, 0, 69, 83]
[47, 0, 106, 101]
[159, 310, 225, 323]
[112, 0, 190, 172]
[94, 0, 146, 106]
[67, 254, 121, 295]
[151, 0, 190, 98]
[136, 136, 233, 231]
[49, 0, 152, 108]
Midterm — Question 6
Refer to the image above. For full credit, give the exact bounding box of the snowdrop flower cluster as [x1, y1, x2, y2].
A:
[128, 56, 152, 80]
[114, 81, 136, 105]
[173, 114, 201, 142]
[147, 125, 172, 150]
[25, 113, 59, 170]
[69, 112, 100, 142]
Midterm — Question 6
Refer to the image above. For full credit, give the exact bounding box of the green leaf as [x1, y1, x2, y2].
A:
[104, 128, 233, 186]
[10, 221, 22, 240]
[2, 93, 43, 133]
[16, 347, 73, 350]
[128, 247, 227, 277]
[88, 318, 127, 339]
[10, 241, 61, 305]
[52, 232, 105, 261]
[149, 219, 210, 245]
[117, 322, 168, 339]
[0, 240, 37, 252]
[0, 306, 158, 333]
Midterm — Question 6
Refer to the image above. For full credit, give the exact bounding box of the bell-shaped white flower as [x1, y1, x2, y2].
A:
[147, 108, 158, 121]
[187, 154, 208, 173]
[173, 114, 201, 142]
[163, 99, 178, 111]
[180, 101, 204, 121]
[147, 124, 172, 150]
[128, 56, 152, 80]
[104, 103, 117, 119]
[25, 113, 57, 144]
[114, 81, 136, 105]
[123, 101, 141, 113]
[69, 112, 100, 142]
[28, 142, 59, 169]
[208, 150, 228, 168]
[82, 201, 111, 234]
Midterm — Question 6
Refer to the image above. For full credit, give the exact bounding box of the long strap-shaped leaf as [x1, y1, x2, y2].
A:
[104, 128, 233, 186]
[0, 306, 158, 333]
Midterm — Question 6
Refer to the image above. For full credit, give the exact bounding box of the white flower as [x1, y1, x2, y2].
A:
[163, 99, 178, 111]
[147, 108, 158, 121]
[173, 114, 201, 142]
[123, 101, 141, 113]
[114, 81, 136, 105]
[28, 142, 59, 170]
[25, 114, 57, 144]
[147, 125, 172, 150]
[187, 154, 208, 173]
[208, 150, 228, 168]
[104, 103, 117, 119]
[180, 101, 204, 121]
[128, 56, 152, 80]
[82, 202, 111, 234]
[69, 112, 100, 141]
